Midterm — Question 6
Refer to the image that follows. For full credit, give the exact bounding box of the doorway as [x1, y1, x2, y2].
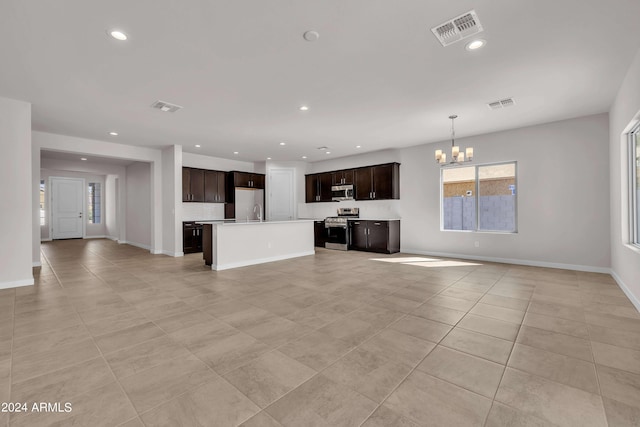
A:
[268, 168, 295, 221]
[50, 177, 85, 239]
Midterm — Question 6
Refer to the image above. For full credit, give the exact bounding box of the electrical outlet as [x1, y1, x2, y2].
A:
[268, 242, 272, 248]
[474, 241, 480, 248]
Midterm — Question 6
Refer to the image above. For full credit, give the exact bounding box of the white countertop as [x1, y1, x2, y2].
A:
[196, 219, 314, 226]
[347, 218, 401, 221]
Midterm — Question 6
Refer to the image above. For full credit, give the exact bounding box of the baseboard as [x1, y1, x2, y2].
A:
[107, 236, 118, 241]
[119, 241, 151, 251]
[40, 238, 52, 242]
[84, 235, 107, 239]
[162, 250, 184, 257]
[213, 250, 315, 271]
[32, 261, 42, 267]
[0, 278, 34, 290]
[401, 248, 611, 274]
[610, 270, 640, 312]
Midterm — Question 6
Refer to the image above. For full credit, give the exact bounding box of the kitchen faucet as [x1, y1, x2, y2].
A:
[253, 204, 263, 222]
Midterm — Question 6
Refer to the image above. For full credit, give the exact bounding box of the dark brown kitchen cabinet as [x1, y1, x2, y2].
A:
[332, 169, 354, 185]
[183, 222, 203, 254]
[354, 163, 400, 201]
[349, 220, 400, 254]
[182, 168, 205, 202]
[314, 220, 327, 247]
[183, 167, 225, 203]
[349, 221, 369, 251]
[230, 172, 265, 189]
[204, 170, 226, 203]
[305, 173, 333, 203]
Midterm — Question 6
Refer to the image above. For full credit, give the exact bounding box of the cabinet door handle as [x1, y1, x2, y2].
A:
[374, 222, 381, 226]
[373, 191, 376, 199]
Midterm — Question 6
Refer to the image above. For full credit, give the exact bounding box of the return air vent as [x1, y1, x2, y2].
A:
[431, 10, 483, 47]
[487, 98, 516, 110]
[151, 100, 183, 113]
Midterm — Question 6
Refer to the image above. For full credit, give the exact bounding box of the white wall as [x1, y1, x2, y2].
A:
[182, 152, 254, 172]
[105, 175, 118, 239]
[305, 115, 611, 272]
[609, 47, 640, 310]
[125, 162, 151, 250]
[162, 146, 183, 256]
[0, 96, 33, 288]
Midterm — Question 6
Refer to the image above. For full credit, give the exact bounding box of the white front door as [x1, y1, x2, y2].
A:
[51, 177, 84, 239]
[268, 168, 295, 221]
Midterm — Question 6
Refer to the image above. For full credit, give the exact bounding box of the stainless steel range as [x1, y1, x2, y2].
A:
[324, 207, 359, 250]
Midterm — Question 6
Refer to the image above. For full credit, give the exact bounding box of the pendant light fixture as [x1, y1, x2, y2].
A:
[435, 115, 473, 165]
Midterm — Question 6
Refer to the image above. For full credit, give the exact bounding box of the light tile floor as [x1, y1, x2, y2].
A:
[1, 239, 639, 426]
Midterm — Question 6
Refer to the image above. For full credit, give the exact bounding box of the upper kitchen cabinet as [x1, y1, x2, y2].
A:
[332, 169, 354, 186]
[204, 170, 226, 203]
[305, 173, 333, 203]
[182, 167, 205, 202]
[230, 171, 265, 189]
[183, 167, 225, 203]
[354, 163, 400, 200]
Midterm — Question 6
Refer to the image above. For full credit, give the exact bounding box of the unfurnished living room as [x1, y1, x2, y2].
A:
[1, 1, 640, 426]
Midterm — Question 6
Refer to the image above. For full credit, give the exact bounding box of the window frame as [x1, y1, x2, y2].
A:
[440, 161, 518, 234]
[88, 182, 101, 225]
[629, 123, 640, 247]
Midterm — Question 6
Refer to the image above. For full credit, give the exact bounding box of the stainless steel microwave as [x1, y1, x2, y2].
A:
[331, 184, 354, 201]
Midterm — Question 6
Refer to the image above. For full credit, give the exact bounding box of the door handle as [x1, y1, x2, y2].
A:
[78, 213, 82, 218]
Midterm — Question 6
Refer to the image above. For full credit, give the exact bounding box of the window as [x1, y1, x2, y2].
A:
[442, 162, 517, 233]
[630, 124, 640, 246]
[39, 179, 45, 226]
[88, 183, 101, 224]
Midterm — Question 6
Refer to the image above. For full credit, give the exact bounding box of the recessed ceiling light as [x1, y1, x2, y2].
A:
[465, 39, 486, 51]
[108, 30, 128, 41]
[326, 151, 331, 155]
[195, 145, 201, 148]
[233, 151, 239, 155]
[356, 145, 361, 148]
[109, 131, 118, 136]
[303, 30, 320, 42]
[299, 106, 309, 111]
[302, 156, 307, 159]
[80, 158, 87, 161]
[279, 142, 286, 146]
[267, 157, 272, 160]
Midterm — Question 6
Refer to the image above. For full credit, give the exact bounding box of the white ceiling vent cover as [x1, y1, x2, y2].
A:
[431, 10, 483, 47]
[487, 98, 516, 110]
[151, 100, 183, 113]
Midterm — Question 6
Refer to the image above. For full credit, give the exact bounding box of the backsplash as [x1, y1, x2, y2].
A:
[298, 200, 400, 219]
[182, 203, 225, 221]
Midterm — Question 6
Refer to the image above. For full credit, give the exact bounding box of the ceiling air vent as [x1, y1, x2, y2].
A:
[431, 10, 483, 47]
[487, 98, 516, 110]
[151, 100, 183, 113]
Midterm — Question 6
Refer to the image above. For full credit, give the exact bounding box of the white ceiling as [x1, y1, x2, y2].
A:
[1, 0, 639, 163]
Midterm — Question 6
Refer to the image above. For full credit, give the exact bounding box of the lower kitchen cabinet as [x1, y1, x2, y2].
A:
[183, 222, 203, 254]
[314, 220, 328, 247]
[349, 220, 400, 254]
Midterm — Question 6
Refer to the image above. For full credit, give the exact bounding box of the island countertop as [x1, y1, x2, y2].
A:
[196, 219, 314, 226]
[200, 220, 314, 270]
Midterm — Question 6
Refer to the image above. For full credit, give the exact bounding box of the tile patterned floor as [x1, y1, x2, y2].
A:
[0, 239, 639, 426]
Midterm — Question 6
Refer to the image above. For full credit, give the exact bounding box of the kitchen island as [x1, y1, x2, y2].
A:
[198, 220, 315, 270]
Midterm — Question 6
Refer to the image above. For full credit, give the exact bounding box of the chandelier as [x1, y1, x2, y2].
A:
[435, 115, 473, 165]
